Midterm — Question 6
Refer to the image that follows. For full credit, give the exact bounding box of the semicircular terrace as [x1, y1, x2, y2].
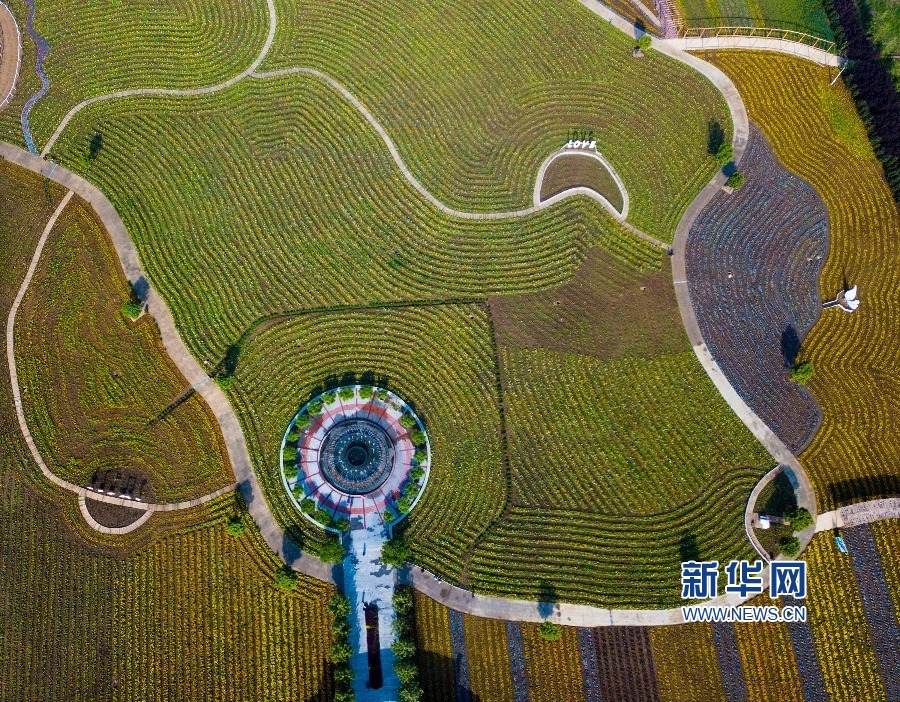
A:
[685, 125, 827, 453]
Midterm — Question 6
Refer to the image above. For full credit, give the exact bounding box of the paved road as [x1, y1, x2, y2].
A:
[0, 1, 20, 111]
[817, 498, 900, 532]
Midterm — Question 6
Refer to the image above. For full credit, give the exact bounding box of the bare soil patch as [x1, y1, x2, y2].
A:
[540, 153, 625, 213]
[84, 497, 147, 529]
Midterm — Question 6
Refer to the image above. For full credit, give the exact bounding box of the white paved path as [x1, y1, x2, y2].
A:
[344, 526, 400, 700]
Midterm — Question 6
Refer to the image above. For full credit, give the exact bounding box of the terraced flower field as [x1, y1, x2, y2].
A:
[871, 519, 900, 616]
[14, 192, 232, 501]
[709, 52, 900, 509]
[6, 0, 270, 150]
[685, 125, 828, 453]
[649, 623, 726, 702]
[733, 600, 805, 701]
[49, 77, 616, 361]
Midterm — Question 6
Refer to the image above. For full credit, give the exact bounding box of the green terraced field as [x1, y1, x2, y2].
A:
[676, 0, 834, 39]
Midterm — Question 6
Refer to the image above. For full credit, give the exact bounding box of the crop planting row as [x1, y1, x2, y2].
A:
[229, 304, 505, 575]
[0, 469, 335, 701]
[802, 532, 886, 701]
[710, 622, 747, 701]
[685, 125, 827, 453]
[448, 609, 472, 700]
[14, 196, 231, 501]
[468, 467, 762, 608]
[263, 0, 728, 237]
[505, 622, 529, 701]
[782, 595, 828, 702]
[24, 0, 269, 150]
[462, 615, 515, 701]
[579, 627, 659, 701]
[519, 623, 584, 700]
[51, 78, 622, 360]
[871, 520, 900, 617]
[732, 597, 805, 702]
[411, 591, 456, 702]
[842, 524, 900, 698]
[710, 53, 900, 509]
[649, 623, 727, 702]
[500, 347, 770, 516]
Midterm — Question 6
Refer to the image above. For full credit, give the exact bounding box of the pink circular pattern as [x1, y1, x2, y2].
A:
[282, 387, 429, 531]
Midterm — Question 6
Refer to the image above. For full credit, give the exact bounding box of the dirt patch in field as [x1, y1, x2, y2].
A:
[84, 497, 148, 529]
[591, 626, 660, 701]
[540, 153, 625, 213]
[489, 247, 684, 361]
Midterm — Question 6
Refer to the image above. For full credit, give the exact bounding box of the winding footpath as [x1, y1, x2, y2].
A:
[1, 0, 886, 629]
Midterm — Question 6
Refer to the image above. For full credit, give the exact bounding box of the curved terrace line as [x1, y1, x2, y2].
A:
[0, 1, 21, 111]
[38, 0, 277, 157]
[78, 493, 153, 534]
[533, 148, 630, 219]
[4, 182, 238, 514]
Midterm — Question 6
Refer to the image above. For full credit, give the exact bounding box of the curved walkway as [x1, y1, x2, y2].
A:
[4, 183, 238, 512]
[1, 140, 337, 583]
[667, 34, 844, 67]
[0, 1, 20, 111]
[38, 0, 277, 157]
[816, 497, 900, 532]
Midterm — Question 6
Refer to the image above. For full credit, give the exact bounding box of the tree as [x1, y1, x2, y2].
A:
[334, 665, 354, 685]
[225, 515, 246, 537]
[539, 621, 561, 641]
[395, 660, 418, 684]
[410, 429, 426, 447]
[787, 507, 814, 532]
[334, 688, 355, 702]
[391, 638, 416, 660]
[779, 536, 801, 557]
[300, 497, 316, 514]
[307, 399, 323, 415]
[286, 427, 301, 443]
[274, 565, 298, 590]
[410, 465, 425, 480]
[637, 34, 652, 51]
[282, 445, 298, 462]
[403, 482, 420, 498]
[381, 534, 411, 567]
[294, 413, 311, 430]
[399, 681, 424, 702]
[314, 508, 332, 526]
[338, 386, 355, 401]
[397, 496, 412, 513]
[382, 509, 395, 524]
[319, 538, 345, 564]
[122, 300, 142, 320]
[393, 588, 414, 615]
[328, 593, 352, 619]
[412, 450, 427, 465]
[330, 640, 353, 664]
[400, 413, 417, 429]
[283, 464, 299, 480]
[789, 360, 814, 385]
[715, 143, 734, 166]
[726, 171, 745, 189]
[322, 390, 337, 404]
[359, 385, 374, 399]
[334, 517, 350, 532]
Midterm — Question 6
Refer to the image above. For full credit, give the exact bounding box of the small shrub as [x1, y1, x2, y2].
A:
[214, 375, 232, 391]
[334, 517, 350, 532]
[539, 621, 561, 641]
[332, 618, 350, 639]
[294, 413, 311, 430]
[377, 389, 389, 401]
[395, 660, 418, 684]
[122, 300, 142, 320]
[307, 399, 323, 415]
[726, 171, 745, 189]
[283, 463, 299, 480]
[286, 427, 300, 443]
[225, 515, 246, 537]
[715, 143, 734, 166]
[274, 565, 298, 590]
[334, 666, 354, 685]
[359, 385, 374, 399]
[382, 534, 411, 567]
[334, 688, 355, 702]
[319, 538, 345, 563]
[300, 497, 316, 514]
[787, 507, 814, 531]
[789, 360, 814, 385]
[291, 484, 304, 499]
[314, 508, 332, 526]
[412, 450, 427, 464]
[399, 413, 417, 429]
[322, 390, 337, 404]
[410, 465, 425, 480]
[383, 509, 395, 524]
[397, 496, 412, 513]
[393, 588, 414, 615]
[403, 482, 420, 498]
[282, 445, 298, 462]
[410, 429, 426, 447]
[637, 34, 652, 51]
[338, 386, 355, 401]
[779, 536, 801, 557]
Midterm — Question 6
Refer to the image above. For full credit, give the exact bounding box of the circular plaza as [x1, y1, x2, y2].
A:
[281, 386, 430, 532]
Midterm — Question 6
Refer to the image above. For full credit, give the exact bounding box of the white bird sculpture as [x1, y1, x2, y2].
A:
[845, 285, 858, 301]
